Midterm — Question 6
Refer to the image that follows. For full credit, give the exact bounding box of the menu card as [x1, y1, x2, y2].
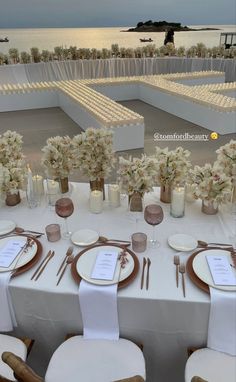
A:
[206, 255, 236, 286]
[0, 239, 26, 268]
[91, 250, 118, 281]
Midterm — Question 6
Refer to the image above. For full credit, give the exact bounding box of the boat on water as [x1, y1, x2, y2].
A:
[139, 37, 153, 43]
[0, 37, 9, 42]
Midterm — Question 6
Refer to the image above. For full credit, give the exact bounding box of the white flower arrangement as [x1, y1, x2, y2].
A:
[154, 146, 191, 186]
[41, 136, 75, 178]
[189, 163, 232, 204]
[215, 140, 236, 177]
[0, 130, 26, 194]
[73, 128, 115, 180]
[117, 154, 156, 195]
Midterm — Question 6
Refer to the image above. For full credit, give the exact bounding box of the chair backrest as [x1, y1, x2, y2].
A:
[191, 377, 208, 382]
[1, 352, 145, 382]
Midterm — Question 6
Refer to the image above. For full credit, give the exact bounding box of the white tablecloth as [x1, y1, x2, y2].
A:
[1, 183, 234, 382]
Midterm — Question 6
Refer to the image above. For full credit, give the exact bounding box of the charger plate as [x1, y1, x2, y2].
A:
[0, 235, 42, 277]
[186, 247, 234, 294]
[71, 243, 139, 289]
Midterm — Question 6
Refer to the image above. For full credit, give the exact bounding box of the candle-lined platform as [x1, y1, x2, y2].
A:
[0, 71, 235, 147]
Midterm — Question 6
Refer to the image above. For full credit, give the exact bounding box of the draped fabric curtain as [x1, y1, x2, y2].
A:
[0, 58, 235, 84]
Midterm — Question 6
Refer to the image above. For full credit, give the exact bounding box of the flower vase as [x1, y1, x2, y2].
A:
[90, 178, 105, 200]
[128, 191, 144, 212]
[201, 200, 218, 215]
[5, 191, 21, 206]
[58, 177, 69, 194]
[160, 184, 171, 203]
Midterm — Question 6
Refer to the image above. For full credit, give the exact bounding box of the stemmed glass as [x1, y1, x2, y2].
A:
[144, 204, 164, 248]
[55, 197, 74, 239]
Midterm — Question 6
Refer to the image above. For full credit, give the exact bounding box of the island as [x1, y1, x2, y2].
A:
[123, 20, 219, 32]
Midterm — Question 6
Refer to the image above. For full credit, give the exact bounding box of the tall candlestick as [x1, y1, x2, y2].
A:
[170, 185, 185, 218]
[89, 190, 103, 213]
[26, 164, 38, 208]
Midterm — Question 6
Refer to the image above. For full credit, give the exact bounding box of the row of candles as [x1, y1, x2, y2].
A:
[25, 165, 186, 217]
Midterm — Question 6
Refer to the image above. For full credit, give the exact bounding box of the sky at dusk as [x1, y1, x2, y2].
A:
[0, 0, 235, 28]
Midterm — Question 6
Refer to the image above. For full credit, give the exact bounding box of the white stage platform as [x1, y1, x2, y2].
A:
[0, 71, 235, 149]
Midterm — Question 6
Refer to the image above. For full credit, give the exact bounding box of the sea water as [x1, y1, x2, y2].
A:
[0, 25, 235, 55]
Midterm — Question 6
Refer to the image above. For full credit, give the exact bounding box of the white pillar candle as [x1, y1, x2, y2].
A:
[32, 175, 44, 195]
[108, 184, 120, 207]
[89, 190, 103, 213]
[47, 180, 60, 206]
[170, 185, 185, 218]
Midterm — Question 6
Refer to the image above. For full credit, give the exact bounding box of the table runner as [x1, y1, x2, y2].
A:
[0, 272, 17, 331]
[78, 280, 119, 340]
[207, 287, 236, 355]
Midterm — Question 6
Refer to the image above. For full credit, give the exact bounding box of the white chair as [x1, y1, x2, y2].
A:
[185, 347, 236, 382]
[1, 335, 146, 382]
[0, 334, 29, 381]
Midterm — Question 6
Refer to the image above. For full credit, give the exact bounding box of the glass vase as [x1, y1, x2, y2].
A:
[5, 191, 21, 206]
[90, 178, 105, 200]
[201, 200, 218, 215]
[160, 184, 171, 203]
[57, 177, 69, 194]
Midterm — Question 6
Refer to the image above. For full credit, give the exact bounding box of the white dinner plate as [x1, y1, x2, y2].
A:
[0, 220, 16, 236]
[71, 229, 99, 247]
[0, 235, 38, 272]
[76, 245, 134, 286]
[168, 234, 198, 252]
[192, 249, 236, 292]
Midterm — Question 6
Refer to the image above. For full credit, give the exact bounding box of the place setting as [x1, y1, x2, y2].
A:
[71, 243, 139, 289]
[0, 232, 43, 332]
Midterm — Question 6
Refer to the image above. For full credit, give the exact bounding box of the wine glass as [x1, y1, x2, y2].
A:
[144, 204, 164, 248]
[55, 197, 74, 239]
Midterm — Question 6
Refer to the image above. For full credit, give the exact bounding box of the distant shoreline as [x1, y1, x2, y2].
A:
[122, 21, 220, 33]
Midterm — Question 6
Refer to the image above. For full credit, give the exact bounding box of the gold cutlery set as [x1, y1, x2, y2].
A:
[140, 257, 151, 290]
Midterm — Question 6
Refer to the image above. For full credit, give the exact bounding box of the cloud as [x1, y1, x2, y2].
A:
[0, 0, 235, 27]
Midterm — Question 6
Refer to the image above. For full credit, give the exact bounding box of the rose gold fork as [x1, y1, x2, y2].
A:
[174, 255, 180, 288]
[179, 263, 186, 298]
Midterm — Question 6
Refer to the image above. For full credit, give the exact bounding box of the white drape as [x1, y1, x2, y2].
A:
[0, 58, 235, 85]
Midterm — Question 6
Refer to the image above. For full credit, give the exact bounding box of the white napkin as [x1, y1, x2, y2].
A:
[207, 287, 236, 355]
[0, 272, 17, 331]
[78, 280, 119, 340]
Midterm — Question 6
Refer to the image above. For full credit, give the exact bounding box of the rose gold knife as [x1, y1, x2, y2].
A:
[140, 257, 147, 290]
[34, 251, 55, 281]
[146, 258, 151, 290]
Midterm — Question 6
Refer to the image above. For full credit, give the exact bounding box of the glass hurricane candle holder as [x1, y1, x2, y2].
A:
[170, 184, 185, 218]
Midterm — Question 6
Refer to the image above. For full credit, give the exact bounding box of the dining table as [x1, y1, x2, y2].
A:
[0, 182, 235, 382]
